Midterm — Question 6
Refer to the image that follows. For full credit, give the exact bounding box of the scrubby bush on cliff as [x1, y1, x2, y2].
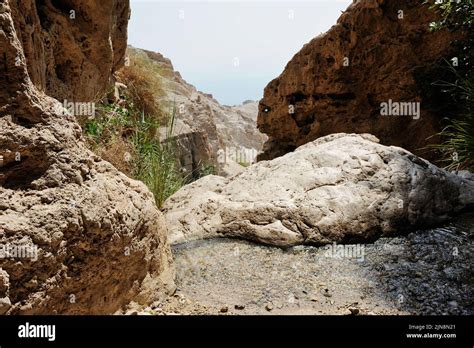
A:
[82, 51, 184, 208]
[428, 0, 474, 170]
[117, 49, 166, 122]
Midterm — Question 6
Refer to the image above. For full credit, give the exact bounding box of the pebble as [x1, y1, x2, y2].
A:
[348, 307, 360, 315]
[170, 215, 473, 315]
[323, 289, 332, 298]
[234, 305, 245, 310]
[265, 303, 274, 311]
[448, 301, 458, 308]
[220, 305, 229, 313]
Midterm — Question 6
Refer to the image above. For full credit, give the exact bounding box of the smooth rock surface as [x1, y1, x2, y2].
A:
[164, 134, 474, 246]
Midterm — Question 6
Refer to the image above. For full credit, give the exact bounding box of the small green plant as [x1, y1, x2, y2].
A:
[429, 65, 474, 171]
[237, 160, 251, 168]
[427, 0, 474, 32]
[426, 0, 473, 170]
[82, 49, 186, 208]
[198, 162, 217, 177]
[132, 106, 184, 208]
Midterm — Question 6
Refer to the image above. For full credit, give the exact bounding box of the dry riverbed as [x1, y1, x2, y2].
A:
[132, 212, 473, 316]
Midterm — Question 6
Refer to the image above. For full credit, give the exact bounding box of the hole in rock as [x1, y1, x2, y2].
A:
[0, 147, 50, 190]
[12, 115, 37, 129]
[51, 0, 72, 14]
[326, 56, 335, 66]
[55, 60, 73, 83]
[287, 91, 307, 104]
[293, 111, 316, 128]
[327, 93, 356, 101]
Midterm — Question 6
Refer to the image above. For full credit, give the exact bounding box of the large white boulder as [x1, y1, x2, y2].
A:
[163, 134, 474, 247]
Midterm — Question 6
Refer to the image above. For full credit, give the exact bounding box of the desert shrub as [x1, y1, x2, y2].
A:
[116, 49, 166, 123]
[427, 0, 474, 170]
[198, 163, 217, 178]
[132, 107, 184, 208]
[82, 50, 185, 208]
[430, 67, 474, 170]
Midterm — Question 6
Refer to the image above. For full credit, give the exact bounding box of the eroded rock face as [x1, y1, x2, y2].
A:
[257, 0, 459, 161]
[129, 48, 267, 170]
[170, 130, 213, 180]
[163, 134, 474, 247]
[0, 0, 175, 314]
[9, 0, 129, 102]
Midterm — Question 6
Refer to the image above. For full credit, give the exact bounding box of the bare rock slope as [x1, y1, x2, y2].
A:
[257, 0, 459, 161]
[164, 134, 474, 247]
[131, 48, 267, 170]
[0, 0, 174, 314]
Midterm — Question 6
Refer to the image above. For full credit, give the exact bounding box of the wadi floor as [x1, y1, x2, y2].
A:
[134, 212, 473, 316]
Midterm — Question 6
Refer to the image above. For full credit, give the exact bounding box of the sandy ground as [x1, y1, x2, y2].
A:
[132, 212, 473, 316]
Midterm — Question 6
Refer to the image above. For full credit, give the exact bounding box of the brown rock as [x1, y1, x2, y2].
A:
[0, 0, 175, 314]
[9, 0, 130, 103]
[165, 130, 213, 180]
[257, 0, 460, 161]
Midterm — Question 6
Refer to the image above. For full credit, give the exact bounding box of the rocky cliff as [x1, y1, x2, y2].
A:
[128, 48, 267, 176]
[0, 0, 174, 314]
[257, 0, 460, 161]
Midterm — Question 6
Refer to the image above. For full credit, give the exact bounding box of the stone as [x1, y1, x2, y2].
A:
[234, 304, 245, 310]
[165, 129, 213, 181]
[348, 307, 360, 315]
[0, 297, 11, 315]
[0, 0, 175, 314]
[219, 159, 246, 178]
[265, 303, 274, 311]
[163, 134, 474, 247]
[220, 305, 229, 313]
[257, 0, 462, 162]
[8, 0, 130, 103]
[323, 290, 333, 298]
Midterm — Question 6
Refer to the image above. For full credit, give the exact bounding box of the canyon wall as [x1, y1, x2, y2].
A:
[129, 48, 267, 177]
[257, 0, 459, 161]
[0, 0, 174, 314]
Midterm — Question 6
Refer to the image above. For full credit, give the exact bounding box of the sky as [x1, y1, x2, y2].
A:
[129, 0, 352, 105]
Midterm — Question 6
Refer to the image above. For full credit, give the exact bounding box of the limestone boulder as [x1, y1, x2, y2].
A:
[164, 134, 474, 247]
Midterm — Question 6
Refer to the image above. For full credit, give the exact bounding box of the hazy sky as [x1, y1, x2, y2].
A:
[129, 0, 352, 105]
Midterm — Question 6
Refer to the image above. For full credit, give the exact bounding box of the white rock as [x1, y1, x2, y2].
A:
[164, 134, 474, 247]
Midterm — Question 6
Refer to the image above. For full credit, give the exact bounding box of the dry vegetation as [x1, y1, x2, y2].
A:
[81, 49, 184, 208]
